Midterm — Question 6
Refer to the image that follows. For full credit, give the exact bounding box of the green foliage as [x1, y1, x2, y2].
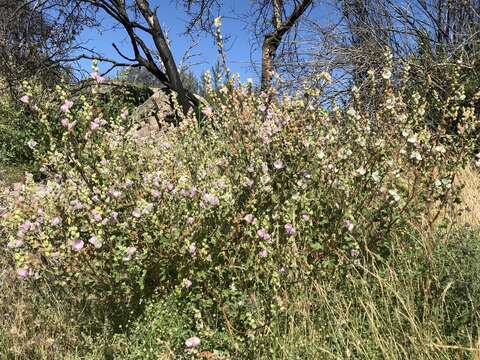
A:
[120, 66, 201, 95]
[0, 70, 152, 168]
[0, 91, 37, 164]
[1, 61, 480, 357]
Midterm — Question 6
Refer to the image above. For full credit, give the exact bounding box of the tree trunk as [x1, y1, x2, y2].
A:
[136, 0, 193, 116]
[261, 35, 280, 89]
[260, 0, 313, 89]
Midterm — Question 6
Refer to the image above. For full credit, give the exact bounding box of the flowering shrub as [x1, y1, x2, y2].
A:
[1, 62, 479, 356]
[0, 68, 151, 168]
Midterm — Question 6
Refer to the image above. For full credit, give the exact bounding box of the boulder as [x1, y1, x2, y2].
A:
[129, 88, 173, 139]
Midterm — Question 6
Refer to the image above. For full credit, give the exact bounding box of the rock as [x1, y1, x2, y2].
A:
[129, 88, 173, 139]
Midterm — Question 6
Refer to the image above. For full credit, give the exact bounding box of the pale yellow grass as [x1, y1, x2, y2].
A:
[456, 166, 480, 227]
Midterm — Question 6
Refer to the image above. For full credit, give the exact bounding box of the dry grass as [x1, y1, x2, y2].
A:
[456, 166, 480, 228]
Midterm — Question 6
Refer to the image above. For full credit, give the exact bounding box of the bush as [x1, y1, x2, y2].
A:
[1, 63, 479, 357]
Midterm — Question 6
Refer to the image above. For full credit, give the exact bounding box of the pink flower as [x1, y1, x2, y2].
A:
[19, 221, 32, 232]
[284, 223, 296, 236]
[91, 210, 102, 222]
[20, 95, 29, 104]
[202, 106, 213, 117]
[187, 217, 194, 225]
[350, 249, 359, 257]
[123, 246, 137, 261]
[50, 217, 61, 226]
[151, 189, 161, 198]
[189, 243, 197, 256]
[183, 279, 192, 289]
[90, 118, 100, 131]
[244, 214, 255, 224]
[203, 193, 219, 206]
[88, 236, 102, 248]
[91, 72, 106, 84]
[60, 99, 74, 112]
[7, 239, 24, 248]
[109, 189, 122, 199]
[258, 249, 268, 258]
[71, 200, 84, 211]
[164, 182, 175, 192]
[72, 239, 84, 251]
[189, 187, 198, 198]
[16, 267, 30, 278]
[132, 208, 142, 218]
[273, 159, 284, 169]
[185, 336, 201, 348]
[257, 228, 271, 241]
[301, 213, 310, 221]
[61, 118, 76, 130]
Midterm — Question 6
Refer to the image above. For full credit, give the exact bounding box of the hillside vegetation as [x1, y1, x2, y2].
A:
[1, 61, 480, 359]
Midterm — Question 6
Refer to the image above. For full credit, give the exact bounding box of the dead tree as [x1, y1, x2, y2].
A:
[260, 0, 313, 89]
[77, 0, 199, 116]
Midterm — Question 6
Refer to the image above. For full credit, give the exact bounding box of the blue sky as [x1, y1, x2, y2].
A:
[79, 1, 260, 82]
[77, 1, 339, 85]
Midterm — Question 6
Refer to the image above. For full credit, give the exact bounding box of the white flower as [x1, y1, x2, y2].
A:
[371, 171, 380, 183]
[347, 108, 357, 117]
[382, 69, 392, 80]
[123, 246, 137, 261]
[407, 134, 417, 145]
[120, 108, 129, 119]
[388, 189, 400, 202]
[243, 214, 255, 224]
[27, 139, 37, 149]
[410, 151, 422, 161]
[356, 166, 366, 176]
[434, 145, 446, 154]
[441, 178, 451, 189]
[344, 219, 354, 232]
[273, 159, 284, 170]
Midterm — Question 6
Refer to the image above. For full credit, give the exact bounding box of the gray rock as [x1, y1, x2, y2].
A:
[129, 89, 173, 139]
